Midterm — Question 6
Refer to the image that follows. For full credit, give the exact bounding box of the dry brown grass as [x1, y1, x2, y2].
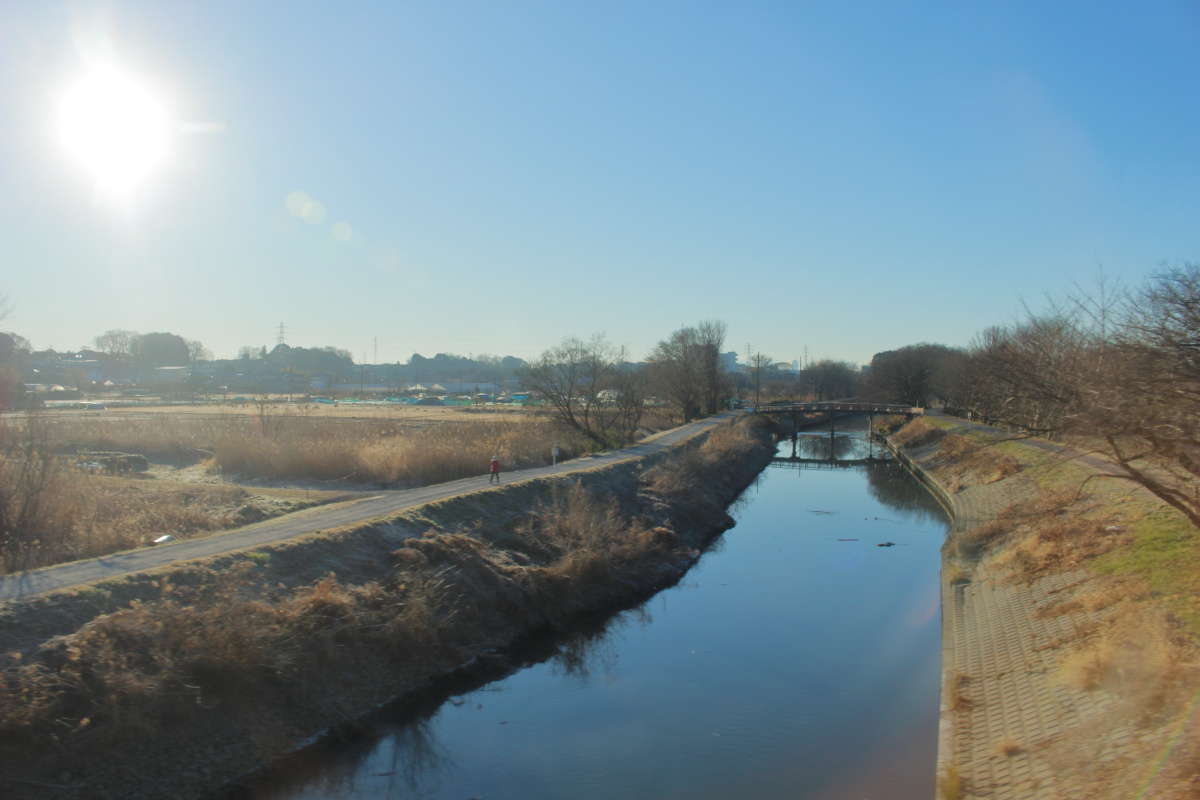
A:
[0, 411, 597, 572]
[1055, 609, 1185, 699]
[892, 417, 946, 449]
[938, 763, 964, 800]
[0, 463, 315, 574]
[943, 562, 970, 584]
[947, 670, 973, 712]
[950, 518, 1013, 561]
[994, 737, 1023, 757]
[935, 433, 1022, 492]
[949, 489, 1125, 581]
[38, 412, 593, 485]
[2, 418, 304, 573]
[645, 418, 767, 498]
[871, 414, 907, 435]
[996, 513, 1124, 582]
[0, 416, 776, 794]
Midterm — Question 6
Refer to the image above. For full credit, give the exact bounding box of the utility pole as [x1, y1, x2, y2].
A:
[752, 352, 763, 408]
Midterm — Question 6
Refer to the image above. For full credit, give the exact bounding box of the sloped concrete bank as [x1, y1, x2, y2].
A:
[0, 416, 775, 800]
[886, 418, 1200, 800]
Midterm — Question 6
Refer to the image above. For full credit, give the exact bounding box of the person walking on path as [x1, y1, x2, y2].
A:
[489, 455, 501, 484]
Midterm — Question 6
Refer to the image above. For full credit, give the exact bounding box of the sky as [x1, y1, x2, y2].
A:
[1, 1, 1198, 366]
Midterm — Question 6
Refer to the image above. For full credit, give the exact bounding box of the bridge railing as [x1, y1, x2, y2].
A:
[749, 402, 924, 415]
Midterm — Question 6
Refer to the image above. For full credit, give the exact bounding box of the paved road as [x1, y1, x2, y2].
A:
[0, 413, 739, 602]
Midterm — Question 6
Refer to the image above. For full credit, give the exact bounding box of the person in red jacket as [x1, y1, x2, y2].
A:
[489, 455, 501, 484]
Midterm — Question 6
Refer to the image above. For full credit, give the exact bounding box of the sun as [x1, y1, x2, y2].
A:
[57, 64, 170, 199]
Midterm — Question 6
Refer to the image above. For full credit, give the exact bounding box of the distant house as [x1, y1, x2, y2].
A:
[153, 366, 191, 384]
[430, 381, 500, 394]
[58, 358, 103, 382]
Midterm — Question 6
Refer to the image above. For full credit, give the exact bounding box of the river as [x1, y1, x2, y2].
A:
[225, 426, 948, 800]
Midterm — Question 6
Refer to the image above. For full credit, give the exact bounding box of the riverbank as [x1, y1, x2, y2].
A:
[887, 416, 1200, 800]
[230, 427, 948, 800]
[0, 415, 774, 799]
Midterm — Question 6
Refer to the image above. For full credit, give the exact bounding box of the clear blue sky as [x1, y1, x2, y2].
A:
[2, 1, 1197, 365]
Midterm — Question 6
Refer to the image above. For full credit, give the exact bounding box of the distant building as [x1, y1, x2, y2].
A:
[153, 366, 191, 384]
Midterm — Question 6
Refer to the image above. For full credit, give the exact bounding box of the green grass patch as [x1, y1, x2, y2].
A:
[1095, 506, 1200, 632]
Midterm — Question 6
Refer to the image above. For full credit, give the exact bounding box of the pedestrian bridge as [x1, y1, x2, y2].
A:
[750, 401, 923, 417]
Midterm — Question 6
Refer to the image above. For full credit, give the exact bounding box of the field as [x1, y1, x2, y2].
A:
[0, 402, 672, 573]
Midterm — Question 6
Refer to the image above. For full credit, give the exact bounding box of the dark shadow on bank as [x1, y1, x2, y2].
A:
[218, 546, 710, 799]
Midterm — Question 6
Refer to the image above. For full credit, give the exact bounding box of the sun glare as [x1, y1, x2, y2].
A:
[58, 65, 170, 199]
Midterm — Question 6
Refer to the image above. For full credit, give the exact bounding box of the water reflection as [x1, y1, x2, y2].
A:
[864, 463, 946, 524]
[782, 432, 864, 461]
[225, 606, 657, 800]
[226, 430, 947, 800]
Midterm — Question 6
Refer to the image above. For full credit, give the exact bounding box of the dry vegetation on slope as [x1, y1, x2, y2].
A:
[0, 416, 774, 800]
[0, 407, 609, 573]
[898, 416, 1200, 800]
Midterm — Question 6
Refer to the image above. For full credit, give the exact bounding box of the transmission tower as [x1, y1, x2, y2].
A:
[276, 322, 287, 346]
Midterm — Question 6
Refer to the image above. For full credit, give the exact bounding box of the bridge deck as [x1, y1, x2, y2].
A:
[751, 402, 923, 415]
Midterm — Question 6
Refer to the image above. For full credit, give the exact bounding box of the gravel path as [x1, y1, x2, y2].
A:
[0, 413, 738, 602]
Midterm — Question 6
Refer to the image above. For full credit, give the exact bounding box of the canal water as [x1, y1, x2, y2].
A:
[228, 428, 948, 800]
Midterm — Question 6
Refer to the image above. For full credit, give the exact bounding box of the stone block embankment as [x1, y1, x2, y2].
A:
[885, 421, 1135, 800]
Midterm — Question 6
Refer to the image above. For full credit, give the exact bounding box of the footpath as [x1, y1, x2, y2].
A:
[0, 412, 738, 603]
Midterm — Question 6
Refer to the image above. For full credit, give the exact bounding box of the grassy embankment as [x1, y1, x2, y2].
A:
[0, 408, 614, 573]
[890, 416, 1200, 799]
[0, 415, 774, 799]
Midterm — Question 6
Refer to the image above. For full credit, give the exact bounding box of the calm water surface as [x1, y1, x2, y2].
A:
[229, 429, 947, 800]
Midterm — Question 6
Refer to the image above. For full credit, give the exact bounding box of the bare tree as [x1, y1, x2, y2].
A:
[805, 359, 859, 401]
[93, 329, 138, 356]
[696, 320, 728, 414]
[1080, 264, 1200, 526]
[865, 343, 962, 409]
[749, 352, 772, 407]
[187, 339, 213, 362]
[521, 335, 644, 445]
[0, 414, 71, 571]
[963, 319, 1093, 433]
[648, 327, 703, 421]
[933, 265, 1200, 527]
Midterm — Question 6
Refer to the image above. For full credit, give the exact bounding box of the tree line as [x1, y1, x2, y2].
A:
[521, 321, 731, 446]
[864, 265, 1200, 529]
